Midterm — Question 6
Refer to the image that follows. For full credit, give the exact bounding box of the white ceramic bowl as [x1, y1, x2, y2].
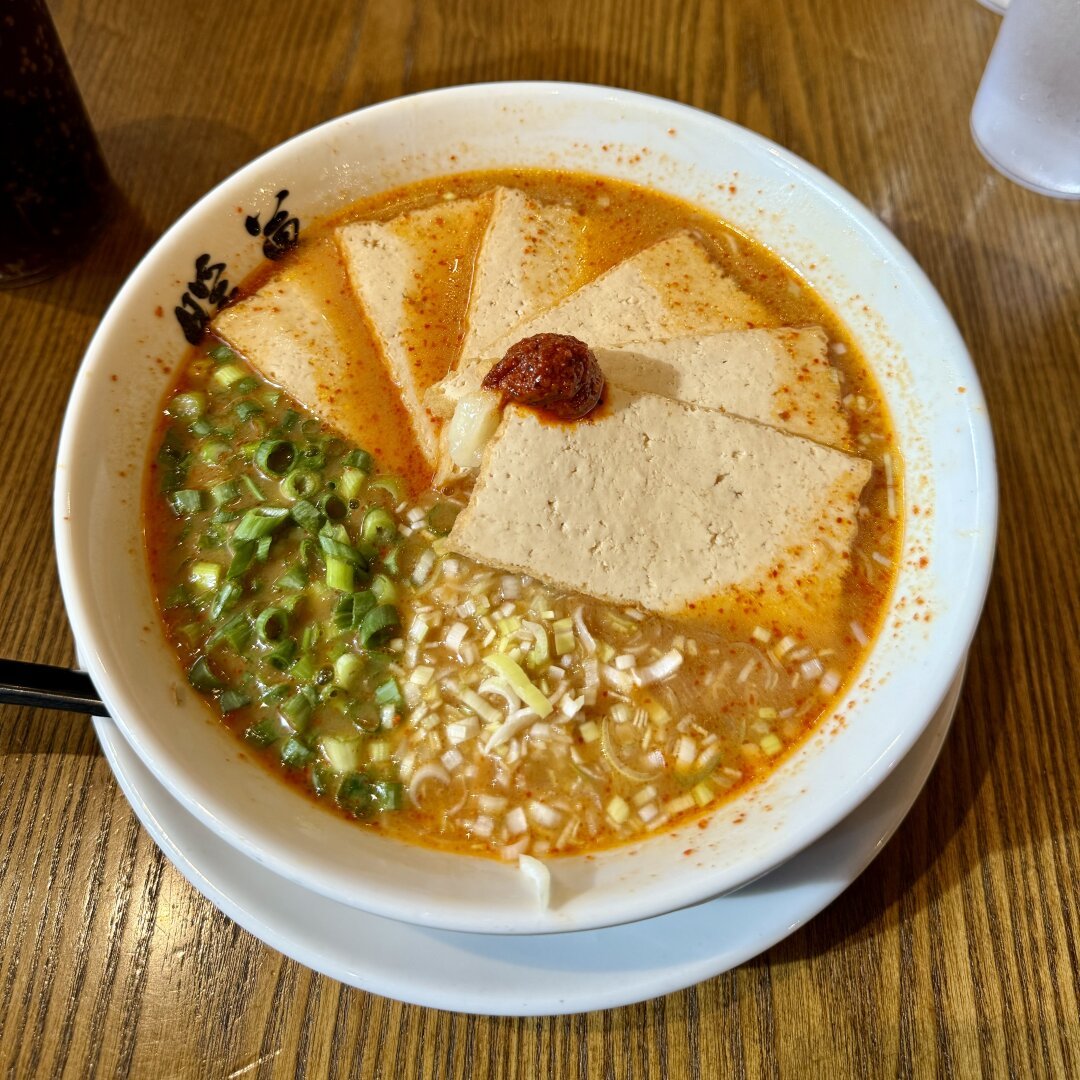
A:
[55, 83, 996, 934]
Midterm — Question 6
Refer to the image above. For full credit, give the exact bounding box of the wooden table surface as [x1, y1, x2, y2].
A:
[2, 0, 1077, 1075]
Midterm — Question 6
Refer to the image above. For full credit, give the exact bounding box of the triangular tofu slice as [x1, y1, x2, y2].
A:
[428, 327, 847, 448]
[447, 388, 871, 630]
[212, 241, 427, 482]
[482, 231, 772, 357]
[336, 196, 492, 465]
[214, 272, 337, 417]
[462, 187, 589, 359]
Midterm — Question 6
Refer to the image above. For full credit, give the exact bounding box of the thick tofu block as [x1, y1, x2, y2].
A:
[429, 327, 847, 447]
[483, 232, 772, 357]
[462, 187, 588, 359]
[600, 327, 847, 446]
[337, 196, 491, 464]
[447, 388, 871, 625]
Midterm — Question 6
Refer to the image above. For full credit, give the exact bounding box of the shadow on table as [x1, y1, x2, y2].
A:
[750, 610, 999, 967]
[3, 115, 265, 328]
[0, 702, 102, 758]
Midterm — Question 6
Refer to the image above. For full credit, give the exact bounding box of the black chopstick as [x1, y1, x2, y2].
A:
[0, 658, 109, 716]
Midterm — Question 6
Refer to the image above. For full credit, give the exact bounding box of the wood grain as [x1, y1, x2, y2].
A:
[1, 0, 1077, 1076]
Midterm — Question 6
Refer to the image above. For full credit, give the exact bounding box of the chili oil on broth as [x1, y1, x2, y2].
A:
[144, 168, 902, 861]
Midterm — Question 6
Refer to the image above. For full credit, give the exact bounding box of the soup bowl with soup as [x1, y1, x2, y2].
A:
[55, 83, 996, 934]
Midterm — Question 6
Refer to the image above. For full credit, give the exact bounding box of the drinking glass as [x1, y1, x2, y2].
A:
[970, 0, 1080, 198]
[0, 0, 112, 286]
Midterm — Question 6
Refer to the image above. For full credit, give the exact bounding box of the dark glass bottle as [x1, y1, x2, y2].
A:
[0, 0, 112, 286]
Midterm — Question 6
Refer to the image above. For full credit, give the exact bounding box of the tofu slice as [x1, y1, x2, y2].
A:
[482, 231, 772, 357]
[336, 196, 492, 465]
[212, 241, 430, 484]
[462, 187, 588, 359]
[428, 327, 847, 447]
[447, 388, 871, 627]
[214, 271, 342, 417]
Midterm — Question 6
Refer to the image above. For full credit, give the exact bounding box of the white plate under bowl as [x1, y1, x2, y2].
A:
[92, 662, 964, 1015]
[56, 83, 997, 935]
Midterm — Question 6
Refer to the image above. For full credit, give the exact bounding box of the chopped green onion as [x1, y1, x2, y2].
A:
[234, 399, 263, 422]
[325, 556, 354, 593]
[266, 638, 297, 670]
[359, 604, 399, 648]
[208, 612, 252, 652]
[219, 689, 251, 713]
[244, 718, 280, 748]
[291, 655, 316, 684]
[332, 594, 354, 632]
[227, 538, 257, 579]
[281, 470, 320, 501]
[371, 780, 404, 811]
[352, 590, 377, 626]
[290, 498, 323, 532]
[276, 565, 308, 591]
[299, 443, 327, 470]
[235, 376, 259, 395]
[280, 735, 315, 768]
[367, 475, 404, 503]
[255, 606, 289, 643]
[691, 780, 715, 807]
[189, 417, 215, 438]
[321, 736, 360, 774]
[343, 448, 375, 473]
[208, 343, 236, 363]
[336, 773, 377, 816]
[238, 476, 263, 502]
[209, 579, 241, 620]
[367, 740, 391, 764]
[188, 656, 222, 690]
[319, 492, 348, 522]
[199, 440, 231, 465]
[482, 654, 553, 718]
[318, 528, 372, 568]
[333, 651, 363, 691]
[189, 561, 222, 593]
[361, 508, 397, 545]
[426, 502, 461, 536]
[260, 683, 290, 704]
[169, 489, 202, 516]
[234, 505, 290, 541]
[370, 573, 397, 604]
[760, 733, 783, 756]
[279, 408, 300, 431]
[170, 391, 206, 419]
[339, 467, 366, 500]
[527, 624, 550, 668]
[254, 439, 295, 477]
[211, 480, 241, 506]
[282, 688, 316, 727]
[212, 363, 247, 388]
[373, 677, 402, 707]
[164, 584, 189, 609]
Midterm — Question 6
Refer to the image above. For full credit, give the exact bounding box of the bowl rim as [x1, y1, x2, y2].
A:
[55, 80, 998, 933]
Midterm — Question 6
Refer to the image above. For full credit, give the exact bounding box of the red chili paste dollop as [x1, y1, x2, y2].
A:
[482, 333, 604, 421]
